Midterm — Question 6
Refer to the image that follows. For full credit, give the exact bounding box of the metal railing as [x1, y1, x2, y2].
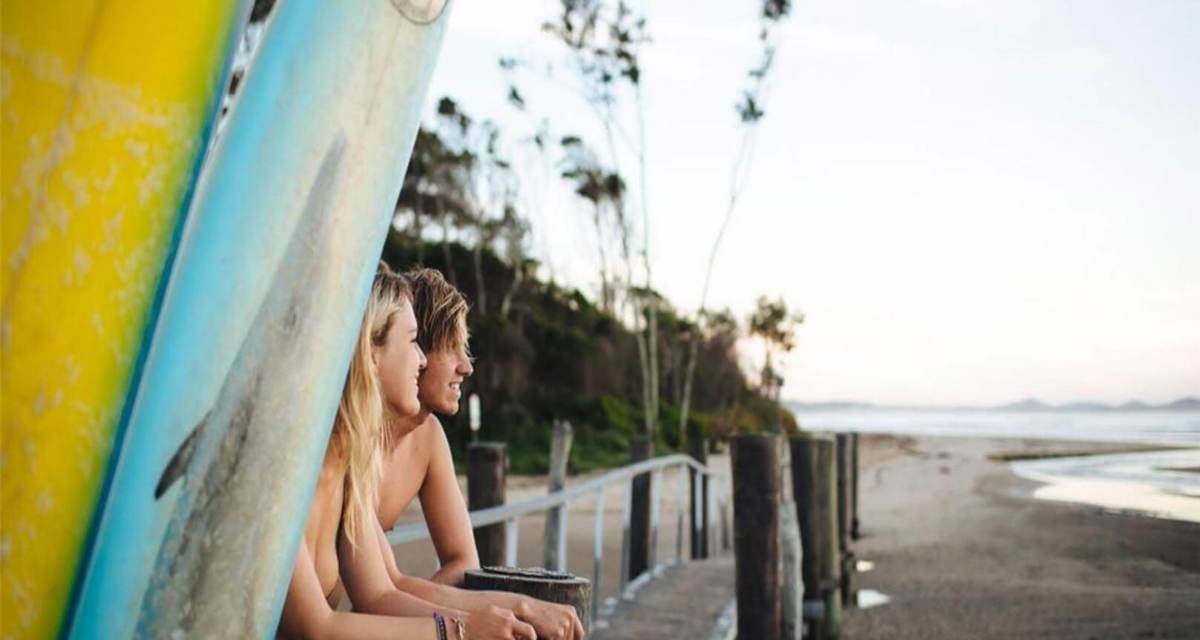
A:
[387, 453, 731, 627]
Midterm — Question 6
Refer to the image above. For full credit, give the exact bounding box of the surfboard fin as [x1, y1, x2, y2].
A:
[155, 413, 209, 499]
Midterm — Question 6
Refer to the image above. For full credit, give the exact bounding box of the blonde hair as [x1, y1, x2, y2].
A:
[332, 262, 411, 549]
[404, 267, 469, 354]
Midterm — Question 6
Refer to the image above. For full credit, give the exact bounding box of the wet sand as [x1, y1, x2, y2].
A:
[844, 435, 1200, 639]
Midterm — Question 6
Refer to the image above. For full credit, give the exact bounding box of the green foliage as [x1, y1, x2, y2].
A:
[749, 295, 805, 354]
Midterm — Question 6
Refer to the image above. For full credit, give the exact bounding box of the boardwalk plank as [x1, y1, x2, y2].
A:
[594, 556, 735, 640]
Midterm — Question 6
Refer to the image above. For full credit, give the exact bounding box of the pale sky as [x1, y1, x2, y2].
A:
[422, 0, 1200, 406]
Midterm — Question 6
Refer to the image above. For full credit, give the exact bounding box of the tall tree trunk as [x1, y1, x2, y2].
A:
[635, 84, 659, 442]
[438, 200, 456, 285]
[499, 262, 521, 321]
[473, 240, 487, 316]
[592, 205, 611, 314]
[414, 191, 425, 263]
[678, 107, 760, 440]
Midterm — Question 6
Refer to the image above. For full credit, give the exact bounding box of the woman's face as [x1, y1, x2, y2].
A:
[374, 302, 426, 418]
[418, 318, 474, 416]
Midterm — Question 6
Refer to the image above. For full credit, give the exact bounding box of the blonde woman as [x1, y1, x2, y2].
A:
[278, 264, 535, 640]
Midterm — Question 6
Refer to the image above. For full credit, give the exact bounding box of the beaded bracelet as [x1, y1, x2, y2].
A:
[432, 612, 448, 640]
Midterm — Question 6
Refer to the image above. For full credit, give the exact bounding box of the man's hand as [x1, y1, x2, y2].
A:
[515, 598, 585, 640]
[463, 605, 537, 640]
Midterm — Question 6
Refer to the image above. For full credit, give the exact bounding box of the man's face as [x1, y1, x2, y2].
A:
[418, 320, 473, 415]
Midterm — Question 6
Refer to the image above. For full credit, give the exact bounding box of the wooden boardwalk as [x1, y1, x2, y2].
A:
[593, 556, 736, 640]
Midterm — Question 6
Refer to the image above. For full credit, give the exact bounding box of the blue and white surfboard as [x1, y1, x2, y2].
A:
[68, 1, 453, 637]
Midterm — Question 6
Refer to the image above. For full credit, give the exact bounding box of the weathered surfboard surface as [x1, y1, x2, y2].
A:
[1, 2, 249, 637]
[67, 0, 453, 637]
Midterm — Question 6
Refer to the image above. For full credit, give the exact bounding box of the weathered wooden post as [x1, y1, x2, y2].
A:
[627, 435, 654, 581]
[468, 442, 507, 567]
[850, 433, 861, 540]
[732, 433, 782, 640]
[792, 433, 842, 640]
[543, 421, 574, 572]
[687, 420, 709, 559]
[720, 482, 731, 553]
[835, 433, 854, 608]
[779, 436, 803, 640]
[464, 567, 592, 633]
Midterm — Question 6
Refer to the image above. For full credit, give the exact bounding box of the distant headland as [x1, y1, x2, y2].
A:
[788, 397, 1200, 412]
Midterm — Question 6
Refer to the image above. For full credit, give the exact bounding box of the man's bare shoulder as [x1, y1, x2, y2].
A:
[406, 414, 451, 474]
[414, 413, 447, 446]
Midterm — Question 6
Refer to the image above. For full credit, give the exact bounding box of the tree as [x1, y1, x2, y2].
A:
[678, 0, 794, 442]
[394, 98, 531, 316]
[559, 135, 624, 312]
[747, 295, 804, 431]
[543, 0, 660, 440]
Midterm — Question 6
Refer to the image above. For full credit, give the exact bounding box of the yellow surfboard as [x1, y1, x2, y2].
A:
[1, 2, 246, 637]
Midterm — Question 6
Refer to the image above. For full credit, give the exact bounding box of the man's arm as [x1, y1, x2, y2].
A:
[398, 424, 584, 640]
[383, 554, 584, 640]
[419, 420, 479, 586]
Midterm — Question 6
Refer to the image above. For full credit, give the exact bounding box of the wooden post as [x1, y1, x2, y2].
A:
[780, 500, 803, 640]
[720, 486, 731, 553]
[850, 433, 861, 540]
[543, 421, 574, 572]
[732, 433, 782, 640]
[687, 420, 709, 560]
[835, 434, 854, 608]
[627, 436, 653, 581]
[464, 567, 592, 634]
[791, 433, 842, 640]
[468, 442, 507, 567]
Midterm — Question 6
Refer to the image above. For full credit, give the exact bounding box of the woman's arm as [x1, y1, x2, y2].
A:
[420, 420, 479, 586]
[340, 520, 537, 640]
[278, 542, 439, 640]
[338, 513, 466, 621]
[367, 517, 583, 640]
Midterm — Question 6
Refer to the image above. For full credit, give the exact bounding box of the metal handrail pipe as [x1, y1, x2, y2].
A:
[388, 454, 723, 546]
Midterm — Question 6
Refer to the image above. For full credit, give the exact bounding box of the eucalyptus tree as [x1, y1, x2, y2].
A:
[412, 98, 528, 316]
[394, 122, 473, 274]
[558, 134, 624, 312]
[747, 295, 804, 430]
[678, 0, 794, 438]
[543, 0, 661, 439]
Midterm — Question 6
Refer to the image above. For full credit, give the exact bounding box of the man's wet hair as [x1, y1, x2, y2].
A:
[403, 267, 469, 354]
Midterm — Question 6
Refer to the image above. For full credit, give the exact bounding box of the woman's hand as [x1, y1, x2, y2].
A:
[462, 605, 536, 640]
[515, 598, 585, 640]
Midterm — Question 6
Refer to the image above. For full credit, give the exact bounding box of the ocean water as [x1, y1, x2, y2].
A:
[792, 408, 1200, 521]
[1010, 449, 1200, 522]
[790, 409, 1200, 447]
